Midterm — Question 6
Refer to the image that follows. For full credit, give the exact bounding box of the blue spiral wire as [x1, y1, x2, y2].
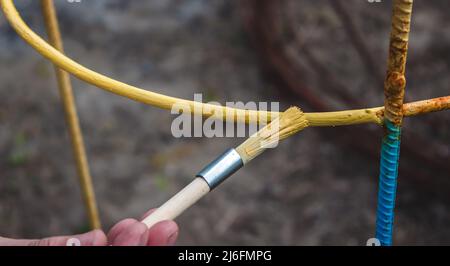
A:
[375, 120, 402, 246]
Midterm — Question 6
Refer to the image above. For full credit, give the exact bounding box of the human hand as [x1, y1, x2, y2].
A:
[0, 209, 179, 246]
[107, 209, 178, 246]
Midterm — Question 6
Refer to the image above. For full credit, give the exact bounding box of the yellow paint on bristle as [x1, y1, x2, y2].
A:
[236, 106, 308, 164]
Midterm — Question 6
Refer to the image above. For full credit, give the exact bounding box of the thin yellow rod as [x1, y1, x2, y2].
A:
[40, 0, 101, 230]
[0, 0, 448, 128]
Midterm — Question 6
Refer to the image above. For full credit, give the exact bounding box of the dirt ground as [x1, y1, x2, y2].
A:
[0, 0, 449, 245]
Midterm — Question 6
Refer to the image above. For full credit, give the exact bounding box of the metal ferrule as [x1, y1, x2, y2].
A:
[196, 148, 243, 190]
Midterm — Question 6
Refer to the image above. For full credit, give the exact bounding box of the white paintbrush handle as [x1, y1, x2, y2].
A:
[141, 177, 210, 228]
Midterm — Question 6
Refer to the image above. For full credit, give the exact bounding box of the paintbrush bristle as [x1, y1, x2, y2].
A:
[236, 106, 308, 164]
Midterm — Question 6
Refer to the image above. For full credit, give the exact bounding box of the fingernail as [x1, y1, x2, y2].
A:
[167, 230, 178, 246]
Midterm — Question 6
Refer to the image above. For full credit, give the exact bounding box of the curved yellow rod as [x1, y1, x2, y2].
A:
[1, 0, 448, 127]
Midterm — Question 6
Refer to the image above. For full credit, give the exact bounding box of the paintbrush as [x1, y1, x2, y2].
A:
[142, 107, 308, 228]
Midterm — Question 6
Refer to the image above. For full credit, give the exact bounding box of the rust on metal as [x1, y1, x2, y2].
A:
[383, 0, 414, 125]
[403, 96, 450, 117]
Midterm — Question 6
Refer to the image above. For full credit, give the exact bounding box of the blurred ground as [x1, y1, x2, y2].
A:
[0, 0, 449, 245]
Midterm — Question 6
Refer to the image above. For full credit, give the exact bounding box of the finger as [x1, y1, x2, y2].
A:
[146, 220, 179, 246]
[26, 229, 107, 246]
[0, 237, 38, 246]
[109, 220, 148, 246]
[107, 218, 137, 244]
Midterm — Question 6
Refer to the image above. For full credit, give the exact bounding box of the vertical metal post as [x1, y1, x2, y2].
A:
[375, 0, 414, 246]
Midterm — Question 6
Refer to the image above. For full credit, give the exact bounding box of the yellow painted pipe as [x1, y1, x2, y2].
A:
[0, 0, 448, 129]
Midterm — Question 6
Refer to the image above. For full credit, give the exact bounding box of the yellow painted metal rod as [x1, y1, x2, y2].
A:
[1, 0, 448, 128]
[40, 0, 101, 230]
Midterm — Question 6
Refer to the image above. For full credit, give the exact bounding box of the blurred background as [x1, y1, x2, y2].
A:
[0, 0, 449, 245]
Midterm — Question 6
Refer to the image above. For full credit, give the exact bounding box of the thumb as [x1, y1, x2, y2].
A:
[27, 229, 107, 246]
